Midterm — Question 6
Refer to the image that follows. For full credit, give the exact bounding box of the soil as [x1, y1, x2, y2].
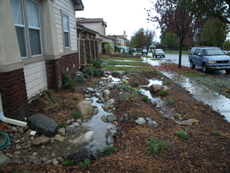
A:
[1, 70, 230, 173]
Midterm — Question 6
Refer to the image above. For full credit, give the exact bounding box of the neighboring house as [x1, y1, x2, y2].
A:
[76, 18, 114, 54]
[0, 0, 84, 120]
[111, 31, 127, 47]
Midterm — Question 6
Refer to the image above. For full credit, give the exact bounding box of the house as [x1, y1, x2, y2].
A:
[0, 0, 84, 120]
[76, 18, 114, 54]
[111, 31, 127, 47]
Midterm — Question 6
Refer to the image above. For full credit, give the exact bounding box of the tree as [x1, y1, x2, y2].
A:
[141, 29, 155, 52]
[201, 17, 228, 47]
[130, 28, 145, 48]
[161, 33, 177, 52]
[147, 0, 203, 68]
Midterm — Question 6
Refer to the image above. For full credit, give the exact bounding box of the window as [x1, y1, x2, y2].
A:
[10, 0, 42, 58]
[63, 14, 69, 48]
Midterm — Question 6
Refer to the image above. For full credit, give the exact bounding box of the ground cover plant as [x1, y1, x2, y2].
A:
[103, 146, 115, 155]
[175, 130, 188, 139]
[147, 136, 169, 155]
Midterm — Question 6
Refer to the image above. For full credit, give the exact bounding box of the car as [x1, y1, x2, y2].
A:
[152, 49, 165, 58]
[142, 49, 148, 55]
[188, 46, 230, 73]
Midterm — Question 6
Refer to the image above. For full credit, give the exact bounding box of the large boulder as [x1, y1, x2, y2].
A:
[76, 101, 93, 118]
[28, 114, 59, 137]
[101, 114, 117, 123]
[102, 99, 115, 109]
[74, 74, 84, 82]
[31, 136, 50, 146]
[66, 144, 101, 162]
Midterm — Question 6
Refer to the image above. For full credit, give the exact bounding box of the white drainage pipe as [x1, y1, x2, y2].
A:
[0, 91, 27, 127]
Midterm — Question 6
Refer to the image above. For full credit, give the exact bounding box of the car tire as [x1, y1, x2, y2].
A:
[226, 69, 230, 73]
[202, 63, 208, 73]
[190, 61, 195, 69]
[163, 56, 165, 58]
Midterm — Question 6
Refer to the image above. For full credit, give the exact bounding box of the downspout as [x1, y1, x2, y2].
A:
[0, 91, 27, 127]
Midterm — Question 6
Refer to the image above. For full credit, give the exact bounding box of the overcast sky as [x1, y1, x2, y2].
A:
[76, 0, 161, 41]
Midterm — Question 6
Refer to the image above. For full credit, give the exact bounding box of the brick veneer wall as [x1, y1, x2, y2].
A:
[46, 52, 79, 90]
[0, 69, 28, 120]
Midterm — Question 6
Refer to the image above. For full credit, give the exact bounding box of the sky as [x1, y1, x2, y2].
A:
[76, 0, 161, 41]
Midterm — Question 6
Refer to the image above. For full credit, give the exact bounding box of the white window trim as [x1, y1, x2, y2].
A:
[63, 14, 70, 48]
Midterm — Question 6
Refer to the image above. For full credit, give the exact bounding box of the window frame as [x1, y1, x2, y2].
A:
[62, 13, 70, 50]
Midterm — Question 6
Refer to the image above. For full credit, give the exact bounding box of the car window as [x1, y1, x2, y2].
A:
[203, 49, 224, 56]
[190, 47, 197, 54]
[194, 48, 199, 55]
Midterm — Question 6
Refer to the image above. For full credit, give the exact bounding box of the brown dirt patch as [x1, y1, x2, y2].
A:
[1, 71, 230, 172]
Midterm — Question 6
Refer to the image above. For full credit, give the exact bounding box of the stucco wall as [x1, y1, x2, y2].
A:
[78, 22, 103, 35]
[53, 0, 78, 53]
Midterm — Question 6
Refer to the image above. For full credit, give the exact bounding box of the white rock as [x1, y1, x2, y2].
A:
[72, 131, 94, 144]
[136, 117, 146, 125]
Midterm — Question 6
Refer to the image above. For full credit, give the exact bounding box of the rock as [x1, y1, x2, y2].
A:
[28, 114, 59, 137]
[66, 125, 77, 134]
[67, 119, 74, 125]
[188, 119, 199, 125]
[85, 98, 93, 103]
[105, 84, 113, 90]
[72, 131, 94, 144]
[53, 159, 59, 165]
[101, 114, 117, 123]
[18, 127, 24, 134]
[73, 122, 80, 128]
[66, 144, 101, 162]
[8, 158, 23, 165]
[95, 93, 100, 97]
[74, 74, 84, 82]
[111, 71, 124, 77]
[147, 121, 158, 128]
[149, 84, 163, 93]
[0, 154, 10, 166]
[31, 136, 50, 146]
[119, 114, 129, 122]
[87, 87, 95, 93]
[159, 111, 164, 115]
[145, 118, 152, 122]
[106, 136, 115, 145]
[151, 100, 157, 107]
[12, 127, 17, 133]
[106, 126, 118, 138]
[58, 128, 65, 136]
[162, 86, 169, 90]
[178, 120, 193, 126]
[174, 113, 183, 121]
[54, 134, 64, 142]
[103, 99, 115, 109]
[93, 107, 99, 115]
[77, 119, 81, 124]
[76, 101, 94, 118]
[32, 158, 42, 164]
[136, 117, 146, 125]
[99, 81, 106, 86]
[103, 90, 110, 98]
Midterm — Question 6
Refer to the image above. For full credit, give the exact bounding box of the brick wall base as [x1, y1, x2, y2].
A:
[0, 69, 28, 120]
[46, 52, 79, 89]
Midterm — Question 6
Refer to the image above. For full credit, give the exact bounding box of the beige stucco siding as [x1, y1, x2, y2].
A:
[79, 23, 103, 34]
[53, 0, 77, 53]
[117, 37, 126, 46]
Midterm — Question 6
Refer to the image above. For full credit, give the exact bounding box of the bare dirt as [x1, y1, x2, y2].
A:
[1, 70, 230, 173]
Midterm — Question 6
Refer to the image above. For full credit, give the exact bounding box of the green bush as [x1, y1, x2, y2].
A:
[92, 59, 102, 68]
[73, 111, 82, 119]
[142, 95, 148, 102]
[62, 71, 75, 91]
[73, 96, 79, 100]
[175, 130, 188, 139]
[157, 76, 161, 79]
[59, 122, 67, 128]
[124, 71, 128, 75]
[83, 67, 104, 79]
[167, 98, 175, 105]
[163, 80, 171, 84]
[43, 90, 63, 112]
[80, 158, 90, 168]
[62, 160, 75, 167]
[213, 132, 222, 136]
[226, 88, 230, 93]
[134, 81, 139, 86]
[39, 97, 44, 102]
[160, 90, 168, 96]
[76, 78, 85, 83]
[147, 136, 169, 155]
[91, 85, 97, 89]
[117, 82, 141, 101]
[103, 146, 115, 155]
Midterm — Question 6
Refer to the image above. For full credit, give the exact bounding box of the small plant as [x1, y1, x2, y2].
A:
[157, 76, 161, 79]
[59, 122, 67, 128]
[62, 71, 75, 91]
[43, 90, 63, 112]
[160, 90, 168, 96]
[73, 96, 79, 100]
[147, 136, 169, 155]
[117, 82, 141, 101]
[132, 113, 138, 118]
[145, 72, 149, 76]
[80, 158, 90, 168]
[163, 80, 171, 85]
[73, 111, 82, 119]
[39, 97, 44, 102]
[124, 71, 128, 75]
[167, 98, 175, 105]
[76, 78, 85, 83]
[92, 59, 102, 69]
[103, 146, 115, 155]
[226, 88, 230, 93]
[142, 95, 148, 102]
[134, 81, 139, 86]
[91, 85, 97, 89]
[62, 160, 75, 167]
[213, 132, 222, 136]
[175, 130, 188, 139]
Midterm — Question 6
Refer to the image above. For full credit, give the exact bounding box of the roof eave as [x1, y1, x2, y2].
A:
[73, 0, 84, 11]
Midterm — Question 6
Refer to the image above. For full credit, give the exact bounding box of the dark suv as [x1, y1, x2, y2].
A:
[188, 47, 230, 73]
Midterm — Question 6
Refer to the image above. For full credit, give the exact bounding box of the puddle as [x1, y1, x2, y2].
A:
[141, 57, 165, 66]
[109, 60, 141, 62]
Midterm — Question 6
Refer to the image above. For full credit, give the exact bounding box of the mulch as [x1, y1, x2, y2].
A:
[1, 71, 230, 173]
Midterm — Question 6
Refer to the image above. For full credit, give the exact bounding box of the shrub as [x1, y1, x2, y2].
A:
[124, 71, 128, 75]
[213, 132, 222, 136]
[80, 158, 90, 168]
[43, 90, 63, 112]
[76, 78, 85, 83]
[145, 72, 149, 76]
[91, 85, 97, 89]
[83, 67, 104, 79]
[163, 80, 171, 85]
[226, 88, 230, 93]
[147, 136, 169, 155]
[117, 83, 141, 101]
[103, 146, 115, 155]
[142, 95, 148, 102]
[134, 81, 139, 86]
[39, 97, 44, 102]
[175, 130, 188, 139]
[62, 71, 75, 91]
[167, 98, 175, 105]
[73, 96, 79, 100]
[157, 76, 161, 79]
[160, 90, 168, 96]
[92, 59, 102, 68]
[62, 160, 75, 167]
[59, 122, 67, 128]
[73, 111, 82, 119]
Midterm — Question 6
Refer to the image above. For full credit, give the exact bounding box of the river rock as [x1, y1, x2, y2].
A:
[147, 121, 158, 128]
[66, 125, 77, 134]
[119, 114, 129, 122]
[103, 99, 115, 109]
[72, 131, 94, 144]
[66, 144, 101, 162]
[87, 87, 95, 93]
[53, 159, 59, 165]
[105, 84, 113, 90]
[151, 100, 158, 106]
[54, 134, 64, 142]
[58, 128, 65, 136]
[93, 107, 99, 115]
[0, 154, 10, 166]
[174, 113, 183, 121]
[178, 120, 193, 126]
[85, 98, 93, 103]
[111, 71, 124, 77]
[73, 122, 80, 128]
[74, 74, 84, 82]
[103, 90, 110, 98]
[31, 136, 49, 146]
[8, 158, 23, 165]
[145, 118, 152, 122]
[95, 93, 100, 97]
[106, 136, 115, 145]
[149, 84, 163, 93]
[136, 117, 146, 125]
[101, 114, 117, 123]
[76, 101, 93, 118]
[67, 119, 74, 125]
[106, 126, 118, 138]
[28, 114, 59, 137]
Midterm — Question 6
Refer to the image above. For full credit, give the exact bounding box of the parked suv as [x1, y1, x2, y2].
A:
[142, 49, 148, 55]
[189, 47, 230, 73]
[152, 49, 165, 58]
